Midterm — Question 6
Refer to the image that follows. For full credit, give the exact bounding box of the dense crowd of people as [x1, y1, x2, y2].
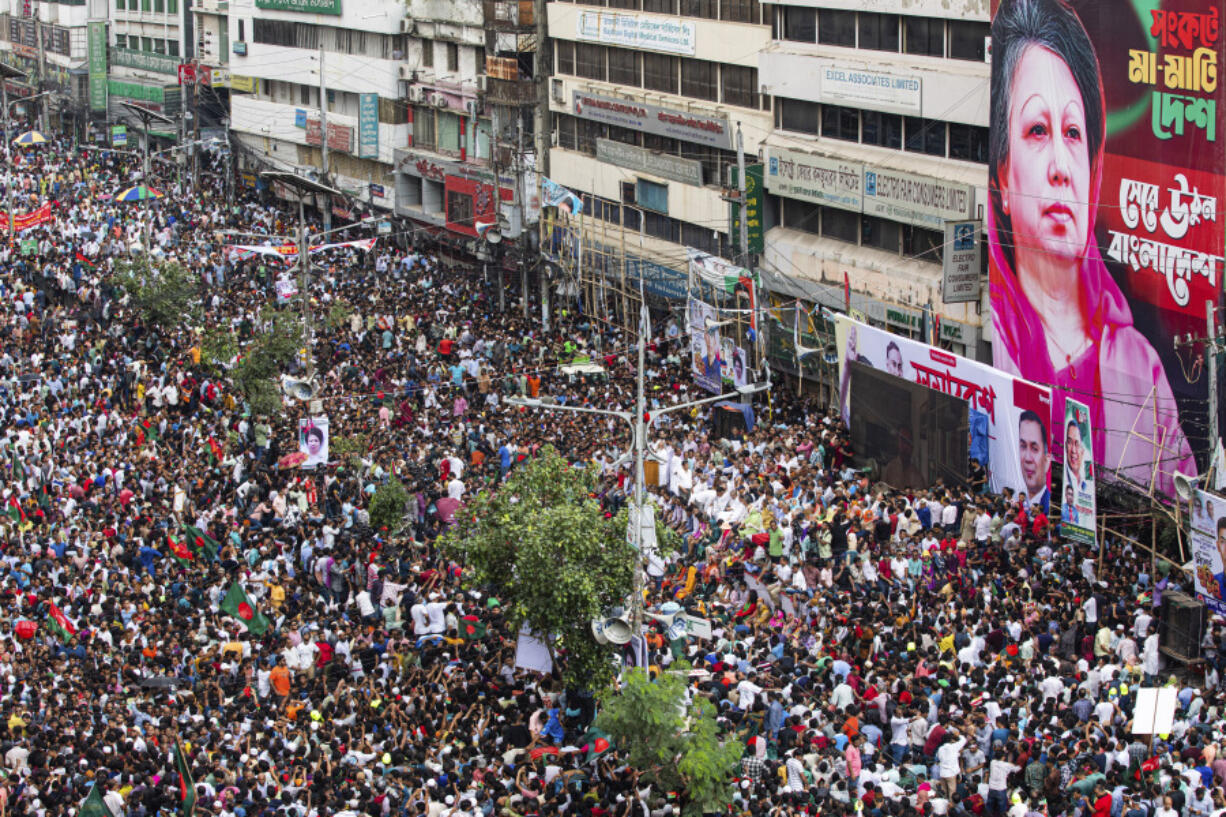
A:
[0, 126, 1219, 817]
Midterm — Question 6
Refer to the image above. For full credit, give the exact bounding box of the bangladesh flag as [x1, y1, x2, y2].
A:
[219, 581, 271, 637]
[10, 448, 23, 484]
[183, 525, 219, 560]
[459, 615, 486, 640]
[205, 437, 223, 466]
[6, 495, 24, 524]
[166, 533, 194, 567]
[173, 742, 196, 817]
[44, 602, 76, 643]
[80, 782, 113, 817]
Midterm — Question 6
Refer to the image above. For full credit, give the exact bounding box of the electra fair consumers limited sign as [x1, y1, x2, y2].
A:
[572, 91, 732, 150]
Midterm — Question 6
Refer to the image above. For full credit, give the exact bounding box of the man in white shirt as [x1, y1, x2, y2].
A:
[935, 727, 968, 799]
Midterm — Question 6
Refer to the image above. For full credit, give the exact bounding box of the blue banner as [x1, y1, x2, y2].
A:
[358, 94, 379, 159]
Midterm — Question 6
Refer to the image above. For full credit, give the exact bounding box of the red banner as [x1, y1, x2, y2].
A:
[2, 202, 54, 234]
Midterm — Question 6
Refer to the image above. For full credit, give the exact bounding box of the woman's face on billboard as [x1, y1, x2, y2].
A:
[1001, 44, 1092, 269]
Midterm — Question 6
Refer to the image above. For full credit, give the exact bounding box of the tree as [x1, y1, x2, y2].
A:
[215, 306, 305, 416]
[114, 258, 201, 328]
[368, 478, 410, 533]
[597, 665, 744, 817]
[439, 447, 635, 691]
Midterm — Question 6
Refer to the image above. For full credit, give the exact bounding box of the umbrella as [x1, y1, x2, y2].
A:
[11, 130, 47, 146]
[435, 496, 461, 524]
[114, 185, 164, 203]
[277, 451, 307, 469]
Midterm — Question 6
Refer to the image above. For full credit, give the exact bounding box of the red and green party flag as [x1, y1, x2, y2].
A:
[173, 742, 196, 816]
[219, 581, 270, 636]
[182, 525, 219, 560]
[74, 251, 95, 269]
[205, 437, 223, 466]
[44, 601, 76, 643]
[79, 782, 113, 817]
[6, 495, 24, 524]
[166, 533, 194, 567]
[460, 615, 486, 640]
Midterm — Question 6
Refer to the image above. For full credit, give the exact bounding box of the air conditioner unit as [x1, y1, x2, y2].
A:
[430, 92, 449, 108]
[399, 19, 415, 34]
[408, 86, 426, 103]
[476, 75, 487, 93]
[398, 65, 413, 80]
[551, 78, 564, 105]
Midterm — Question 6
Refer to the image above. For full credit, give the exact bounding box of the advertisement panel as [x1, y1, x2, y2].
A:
[256, 0, 341, 13]
[689, 298, 721, 394]
[766, 147, 863, 212]
[835, 315, 1053, 507]
[817, 62, 922, 116]
[988, 0, 1223, 499]
[576, 11, 696, 55]
[572, 91, 732, 150]
[358, 93, 379, 159]
[1060, 398, 1097, 545]
[863, 167, 975, 230]
[596, 138, 702, 186]
[1191, 489, 1226, 615]
[942, 220, 982, 304]
[87, 21, 107, 112]
[730, 163, 764, 255]
[111, 125, 127, 146]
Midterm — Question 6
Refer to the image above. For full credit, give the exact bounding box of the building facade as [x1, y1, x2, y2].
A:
[758, 0, 990, 358]
[227, 0, 409, 214]
[0, 0, 102, 133]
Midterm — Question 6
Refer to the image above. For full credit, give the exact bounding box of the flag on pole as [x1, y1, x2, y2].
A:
[80, 782, 113, 817]
[173, 742, 197, 816]
[6, 495, 24, 524]
[183, 525, 220, 560]
[219, 581, 271, 636]
[166, 533, 195, 567]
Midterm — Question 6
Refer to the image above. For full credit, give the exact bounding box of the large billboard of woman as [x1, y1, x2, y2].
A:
[988, 0, 1223, 498]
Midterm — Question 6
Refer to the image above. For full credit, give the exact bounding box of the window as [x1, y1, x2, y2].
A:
[636, 179, 668, 213]
[642, 133, 679, 155]
[782, 199, 820, 235]
[167, 0, 176, 12]
[861, 110, 902, 149]
[904, 225, 942, 263]
[642, 0, 676, 12]
[949, 20, 988, 61]
[623, 206, 641, 233]
[168, 40, 178, 56]
[437, 111, 460, 152]
[558, 116, 577, 151]
[904, 16, 943, 57]
[858, 12, 898, 51]
[555, 41, 573, 75]
[237, 19, 244, 41]
[822, 104, 858, 142]
[300, 84, 311, 105]
[421, 40, 433, 68]
[413, 106, 435, 149]
[782, 7, 815, 42]
[643, 53, 677, 94]
[606, 123, 640, 147]
[861, 214, 901, 253]
[607, 0, 637, 8]
[608, 48, 640, 87]
[683, 222, 720, 256]
[140, 0, 149, 11]
[575, 43, 605, 81]
[446, 42, 458, 73]
[948, 123, 989, 163]
[822, 207, 858, 244]
[153, 0, 163, 10]
[680, 0, 716, 19]
[644, 211, 680, 242]
[905, 117, 946, 156]
[778, 97, 818, 134]
[721, 64, 757, 109]
[115, 0, 124, 11]
[142, 36, 153, 51]
[681, 59, 718, 102]
[115, 33, 126, 47]
[818, 9, 855, 46]
[446, 190, 473, 227]
[720, 0, 758, 24]
[296, 23, 318, 49]
[153, 38, 165, 53]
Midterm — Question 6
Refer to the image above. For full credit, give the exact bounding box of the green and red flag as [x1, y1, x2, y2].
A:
[80, 781, 113, 817]
[166, 533, 194, 567]
[459, 615, 486, 640]
[182, 525, 220, 560]
[44, 602, 76, 643]
[6, 495, 25, 524]
[219, 581, 271, 637]
[205, 437, 223, 465]
[74, 251, 96, 269]
[173, 742, 196, 816]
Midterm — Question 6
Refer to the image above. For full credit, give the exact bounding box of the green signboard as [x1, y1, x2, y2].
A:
[20, 239, 36, 256]
[357, 92, 379, 159]
[111, 125, 127, 146]
[111, 47, 178, 75]
[730, 163, 764, 255]
[255, 0, 341, 14]
[106, 79, 165, 103]
[87, 22, 108, 112]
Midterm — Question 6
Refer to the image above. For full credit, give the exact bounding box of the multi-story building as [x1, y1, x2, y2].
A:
[227, 0, 409, 214]
[544, 0, 773, 265]
[391, 0, 535, 253]
[0, 0, 101, 134]
[758, 0, 990, 359]
[105, 0, 190, 124]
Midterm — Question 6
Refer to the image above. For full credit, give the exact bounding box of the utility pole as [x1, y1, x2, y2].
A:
[33, 11, 46, 132]
[1210, 299, 1220, 458]
[299, 194, 313, 378]
[736, 122, 748, 269]
[492, 104, 504, 314]
[318, 46, 331, 234]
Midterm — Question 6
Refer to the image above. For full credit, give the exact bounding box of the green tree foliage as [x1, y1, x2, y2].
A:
[115, 258, 201, 328]
[439, 447, 635, 691]
[325, 302, 353, 331]
[210, 307, 305, 416]
[368, 479, 410, 533]
[597, 666, 743, 817]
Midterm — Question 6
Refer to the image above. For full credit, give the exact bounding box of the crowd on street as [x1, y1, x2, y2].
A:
[0, 128, 1222, 817]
